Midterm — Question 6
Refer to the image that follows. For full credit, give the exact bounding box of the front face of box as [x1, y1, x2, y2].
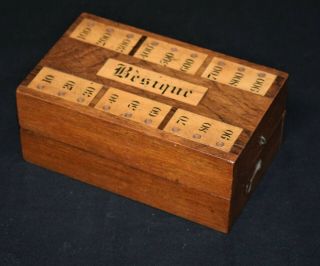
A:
[16, 13, 288, 233]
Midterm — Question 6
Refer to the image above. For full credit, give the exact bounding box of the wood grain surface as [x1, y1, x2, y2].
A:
[20, 129, 231, 233]
[16, 12, 288, 232]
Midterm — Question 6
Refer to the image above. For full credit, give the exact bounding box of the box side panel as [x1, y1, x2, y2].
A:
[229, 82, 287, 226]
[20, 129, 231, 233]
[230, 110, 286, 225]
[16, 89, 234, 199]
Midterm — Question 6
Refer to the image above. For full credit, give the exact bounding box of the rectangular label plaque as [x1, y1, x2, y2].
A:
[69, 18, 142, 54]
[95, 88, 172, 128]
[134, 37, 208, 74]
[97, 59, 208, 105]
[28, 67, 103, 105]
[202, 57, 277, 96]
[164, 109, 243, 152]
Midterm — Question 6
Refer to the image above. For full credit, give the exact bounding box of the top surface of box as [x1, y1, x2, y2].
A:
[18, 12, 288, 163]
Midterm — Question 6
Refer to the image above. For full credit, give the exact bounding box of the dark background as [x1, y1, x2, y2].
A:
[1, 0, 320, 265]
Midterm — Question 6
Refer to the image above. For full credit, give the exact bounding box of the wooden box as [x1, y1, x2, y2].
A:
[16, 13, 288, 233]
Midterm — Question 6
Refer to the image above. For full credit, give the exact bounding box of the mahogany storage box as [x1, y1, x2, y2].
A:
[16, 13, 288, 233]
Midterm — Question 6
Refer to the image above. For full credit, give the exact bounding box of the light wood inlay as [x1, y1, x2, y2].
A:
[95, 87, 172, 128]
[202, 57, 277, 96]
[70, 18, 142, 54]
[134, 37, 208, 74]
[28, 67, 103, 106]
[97, 59, 208, 106]
[164, 109, 243, 152]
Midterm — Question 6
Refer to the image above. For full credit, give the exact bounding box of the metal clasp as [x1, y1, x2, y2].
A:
[245, 159, 262, 194]
[259, 135, 267, 146]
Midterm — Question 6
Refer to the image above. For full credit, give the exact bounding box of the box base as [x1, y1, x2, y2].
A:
[20, 129, 231, 233]
[19, 110, 284, 233]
